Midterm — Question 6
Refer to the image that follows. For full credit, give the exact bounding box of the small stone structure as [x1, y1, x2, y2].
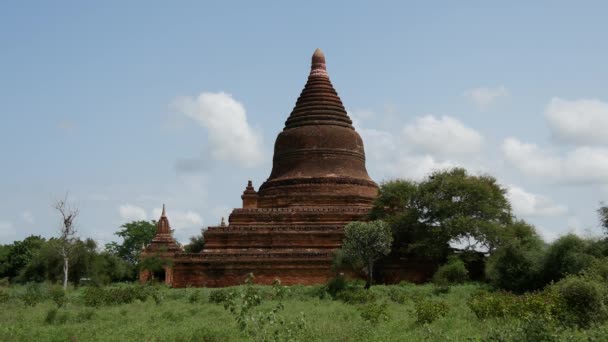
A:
[141, 49, 381, 287]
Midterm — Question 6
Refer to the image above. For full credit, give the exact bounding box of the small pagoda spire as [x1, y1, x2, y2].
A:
[156, 204, 171, 234]
[221, 217, 226, 227]
[310, 48, 328, 77]
[241, 180, 258, 209]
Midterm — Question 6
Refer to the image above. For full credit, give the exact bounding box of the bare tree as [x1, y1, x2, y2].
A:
[55, 194, 79, 290]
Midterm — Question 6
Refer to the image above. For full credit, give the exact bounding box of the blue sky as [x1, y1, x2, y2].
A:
[2, 1, 608, 245]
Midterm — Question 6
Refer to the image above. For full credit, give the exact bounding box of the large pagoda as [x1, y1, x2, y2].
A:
[143, 49, 379, 287]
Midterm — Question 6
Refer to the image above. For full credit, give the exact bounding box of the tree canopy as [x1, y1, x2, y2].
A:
[342, 220, 393, 288]
[370, 168, 513, 258]
[105, 220, 157, 265]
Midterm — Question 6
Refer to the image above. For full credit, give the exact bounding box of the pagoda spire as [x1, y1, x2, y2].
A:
[310, 48, 327, 77]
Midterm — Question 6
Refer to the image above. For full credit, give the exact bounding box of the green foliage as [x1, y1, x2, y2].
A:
[221, 274, 307, 340]
[325, 275, 347, 298]
[189, 289, 203, 303]
[486, 222, 546, 293]
[105, 220, 157, 265]
[342, 220, 393, 288]
[184, 234, 205, 253]
[467, 290, 557, 320]
[415, 298, 449, 325]
[432, 256, 469, 285]
[82, 285, 157, 307]
[550, 275, 608, 328]
[542, 234, 596, 284]
[0, 288, 9, 303]
[598, 204, 608, 235]
[20, 282, 44, 306]
[359, 301, 390, 325]
[49, 285, 66, 308]
[370, 168, 513, 260]
[336, 287, 378, 304]
[209, 288, 232, 304]
[0, 235, 46, 281]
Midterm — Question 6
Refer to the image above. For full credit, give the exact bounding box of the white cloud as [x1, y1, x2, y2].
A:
[502, 138, 608, 184]
[465, 86, 509, 109]
[403, 115, 483, 157]
[22, 211, 35, 224]
[152, 208, 203, 231]
[384, 154, 456, 181]
[507, 186, 568, 217]
[174, 92, 264, 168]
[0, 221, 16, 239]
[119, 204, 148, 221]
[545, 98, 608, 145]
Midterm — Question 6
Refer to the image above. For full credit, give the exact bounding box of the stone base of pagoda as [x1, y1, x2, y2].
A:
[170, 249, 337, 288]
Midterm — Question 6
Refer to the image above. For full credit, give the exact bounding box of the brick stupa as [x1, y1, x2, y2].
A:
[142, 49, 379, 287]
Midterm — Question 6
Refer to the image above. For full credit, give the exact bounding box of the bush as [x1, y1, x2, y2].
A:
[44, 308, 70, 325]
[82, 285, 155, 307]
[49, 285, 66, 308]
[20, 283, 44, 307]
[83, 287, 105, 307]
[209, 289, 231, 304]
[0, 288, 9, 303]
[359, 301, 390, 325]
[550, 275, 608, 328]
[189, 290, 202, 304]
[486, 241, 544, 293]
[433, 256, 468, 285]
[543, 234, 595, 284]
[336, 288, 377, 304]
[75, 308, 96, 322]
[325, 276, 347, 298]
[467, 290, 557, 321]
[415, 299, 449, 324]
[0, 277, 9, 287]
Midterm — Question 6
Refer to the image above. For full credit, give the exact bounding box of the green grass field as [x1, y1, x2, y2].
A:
[1, 282, 607, 342]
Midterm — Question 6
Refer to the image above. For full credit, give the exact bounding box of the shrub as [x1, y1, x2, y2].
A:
[21, 283, 44, 307]
[550, 275, 608, 328]
[486, 241, 544, 293]
[467, 290, 557, 321]
[189, 290, 202, 304]
[386, 287, 407, 304]
[325, 276, 347, 298]
[44, 308, 58, 324]
[433, 256, 468, 285]
[0, 277, 9, 287]
[542, 234, 595, 284]
[209, 289, 231, 304]
[415, 299, 449, 324]
[49, 285, 66, 308]
[0, 288, 9, 303]
[75, 308, 96, 322]
[336, 288, 377, 304]
[83, 287, 105, 307]
[359, 301, 390, 325]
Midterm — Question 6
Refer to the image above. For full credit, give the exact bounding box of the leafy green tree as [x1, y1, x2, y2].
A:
[0, 235, 46, 281]
[342, 220, 393, 289]
[485, 220, 545, 293]
[542, 234, 596, 284]
[184, 234, 205, 253]
[598, 204, 608, 235]
[370, 168, 513, 258]
[105, 220, 157, 265]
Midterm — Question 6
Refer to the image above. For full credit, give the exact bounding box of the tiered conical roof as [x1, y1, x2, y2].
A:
[284, 49, 353, 129]
[256, 49, 378, 208]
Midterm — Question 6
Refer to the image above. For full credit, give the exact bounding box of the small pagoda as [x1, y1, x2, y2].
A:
[139, 205, 181, 283]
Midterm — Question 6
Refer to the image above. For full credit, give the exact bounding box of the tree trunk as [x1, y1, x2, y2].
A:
[365, 262, 373, 289]
[63, 255, 69, 290]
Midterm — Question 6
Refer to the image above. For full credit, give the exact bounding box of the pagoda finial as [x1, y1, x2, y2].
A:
[310, 48, 327, 77]
[161, 204, 166, 217]
[221, 217, 226, 227]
